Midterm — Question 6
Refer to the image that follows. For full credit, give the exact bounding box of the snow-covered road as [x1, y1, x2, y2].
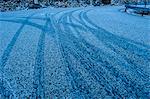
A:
[0, 6, 150, 98]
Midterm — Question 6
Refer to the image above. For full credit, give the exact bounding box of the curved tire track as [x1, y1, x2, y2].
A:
[58, 9, 150, 98]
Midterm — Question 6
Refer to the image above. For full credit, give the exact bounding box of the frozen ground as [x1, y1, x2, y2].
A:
[0, 6, 150, 98]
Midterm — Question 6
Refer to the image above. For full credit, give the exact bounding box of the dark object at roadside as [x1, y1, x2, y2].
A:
[28, 4, 42, 9]
[102, 0, 111, 4]
[125, 4, 150, 16]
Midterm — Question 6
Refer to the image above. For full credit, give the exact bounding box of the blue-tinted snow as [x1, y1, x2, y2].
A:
[0, 6, 150, 98]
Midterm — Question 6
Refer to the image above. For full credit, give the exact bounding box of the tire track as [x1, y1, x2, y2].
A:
[61, 9, 149, 98]
[69, 9, 150, 61]
[51, 10, 96, 98]
[82, 10, 150, 57]
[80, 10, 150, 78]
[78, 10, 149, 97]
[68, 9, 150, 80]
[68, 34, 148, 97]
[0, 13, 38, 98]
[58, 10, 118, 98]
[59, 11, 90, 99]
[33, 14, 51, 99]
[60, 12, 99, 98]
[59, 33, 114, 97]
[60, 9, 123, 97]
[33, 10, 69, 98]
[62, 27, 148, 98]
[77, 11, 150, 98]
[0, 19, 45, 32]
[59, 18, 124, 97]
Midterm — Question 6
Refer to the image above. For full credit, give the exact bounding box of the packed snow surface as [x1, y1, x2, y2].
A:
[0, 6, 150, 98]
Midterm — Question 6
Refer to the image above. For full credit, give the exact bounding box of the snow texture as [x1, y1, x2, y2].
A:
[0, 6, 150, 98]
